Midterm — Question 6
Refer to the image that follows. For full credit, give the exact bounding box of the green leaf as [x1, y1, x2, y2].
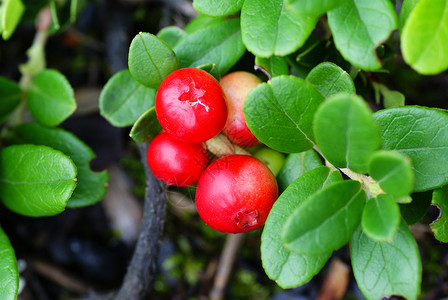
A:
[11, 122, 108, 208]
[0, 76, 22, 124]
[261, 167, 341, 288]
[374, 106, 448, 191]
[401, 0, 448, 75]
[373, 83, 406, 108]
[27, 69, 76, 127]
[283, 180, 366, 255]
[361, 194, 400, 242]
[0, 226, 18, 300]
[431, 186, 448, 242]
[327, 0, 398, 70]
[351, 221, 421, 300]
[184, 15, 225, 34]
[399, 0, 421, 31]
[255, 56, 289, 78]
[173, 18, 245, 75]
[400, 191, 432, 225]
[277, 150, 323, 192]
[128, 33, 179, 89]
[314, 94, 381, 173]
[244, 76, 324, 153]
[305, 62, 355, 97]
[286, 0, 349, 16]
[156, 26, 187, 49]
[1, 0, 25, 40]
[368, 150, 414, 197]
[129, 107, 162, 142]
[0, 144, 77, 216]
[196, 63, 221, 81]
[99, 69, 156, 127]
[193, 0, 243, 16]
[241, 0, 318, 57]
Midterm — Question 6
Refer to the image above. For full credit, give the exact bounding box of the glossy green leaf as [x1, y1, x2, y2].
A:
[0, 76, 22, 123]
[128, 33, 179, 89]
[184, 15, 224, 34]
[0, 226, 18, 300]
[351, 221, 421, 300]
[0, 144, 77, 216]
[261, 167, 341, 288]
[193, 0, 243, 16]
[374, 83, 406, 109]
[277, 150, 323, 192]
[174, 18, 245, 75]
[11, 122, 108, 208]
[99, 70, 156, 127]
[306, 62, 355, 97]
[27, 69, 76, 127]
[241, 0, 318, 57]
[244, 76, 324, 153]
[255, 56, 289, 78]
[368, 151, 414, 197]
[129, 107, 162, 142]
[401, 0, 448, 75]
[196, 63, 221, 81]
[361, 194, 400, 242]
[374, 106, 448, 192]
[399, 0, 421, 31]
[157, 26, 187, 49]
[400, 191, 432, 225]
[327, 0, 398, 70]
[283, 180, 366, 255]
[1, 0, 25, 40]
[286, 0, 349, 16]
[431, 186, 448, 242]
[314, 94, 381, 173]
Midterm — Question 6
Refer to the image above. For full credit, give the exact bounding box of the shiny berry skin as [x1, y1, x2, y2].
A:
[220, 71, 261, 148]
[155, 68, 228, 143]
[195, 155, 278, 233]
[147, 132, 208, 186]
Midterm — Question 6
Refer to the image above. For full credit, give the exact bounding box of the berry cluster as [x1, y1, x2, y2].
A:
[147, 67, 278, 233]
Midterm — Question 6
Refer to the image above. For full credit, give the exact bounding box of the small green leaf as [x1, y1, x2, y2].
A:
[196, 63, 221, 81]
[286, 0, 349, 16]
[11, 123, 108, 208]
[283, 180, 366, 255]
[27, 69, 76, 127]
[244, 76, 324, 153]
[306, 62, 355, 97]
[1, 0, 25, 40]
[99, 70, 156, 127]
[261, 167, 341, 288]
[401, 0, 448, 75]
[361, 194, 400, 242]
[368, 151, 414, 197]
[129, 107, 162, 142]
[0, 76, 22, 124]
[399, 0, 421, 31]
[374, 106, 448, 191]
[277, 150, 323, 192]
[431, 186, 448, 242]
[157, 26, 187, 49]
[373, 83, 406, 108]
[255, 56, 289, 78]
[193, 0, 243, 16]
[0, 226, 18, 300]
[351, 221, 421, 300]
[0, 144, 77, 216]
[128, 33, 179, 89]
[184, 15, 225, 34]
[400, 191, 432, 225]
[314, 94, 381, 173]
[327, 0, 398, 70]
[241, 0, 318, 57]
[174, 18, 245, 75]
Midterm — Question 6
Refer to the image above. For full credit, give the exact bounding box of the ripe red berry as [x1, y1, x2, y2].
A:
[220, 71, 261, 148]
[147, 132, 208, 186]
[155, 68, 228, 143]
[195, 155, 278, 233]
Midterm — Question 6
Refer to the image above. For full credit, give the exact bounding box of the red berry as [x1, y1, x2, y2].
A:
[220, 71, 261, 148]
[195, 155, 278, 233]
[155, 68, 228, 143]
[147, 132, 208, 186]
